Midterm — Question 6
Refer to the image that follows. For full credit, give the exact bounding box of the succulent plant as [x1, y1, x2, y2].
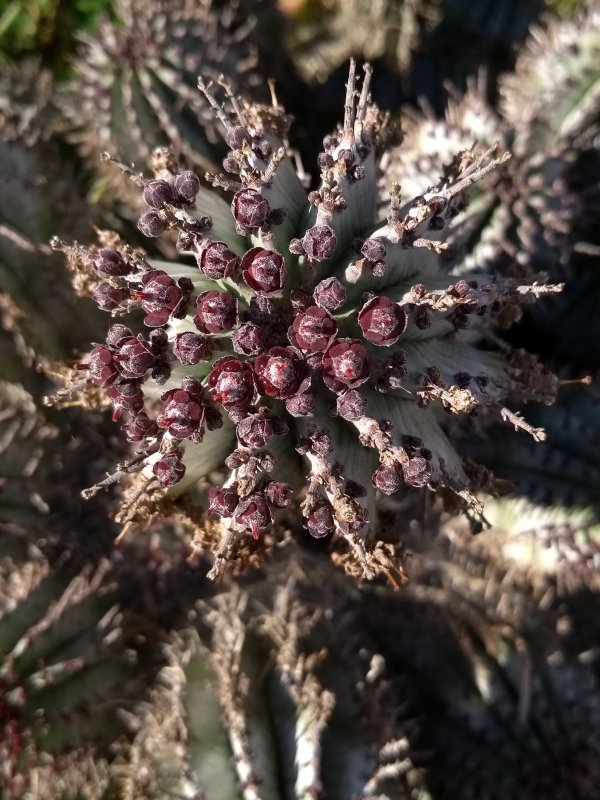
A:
[61, 0, 267, 183]
[51, 59, 564, 580]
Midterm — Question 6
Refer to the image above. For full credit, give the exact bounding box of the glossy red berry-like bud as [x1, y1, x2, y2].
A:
[241, 247, 286, 296]
[285, 392, 315, 416]
[116, 337, 155, 379]
[208, 357, 255, 410]
[254, 347, 307, 399]
[232, 323, 263, 355]
[289, 306, 337, 352]
[143, 179, 175, 209]
[402, 457, 431, 487]
[336, 390, 366, 420]
[322, 339, 370, 392]
[358, 297, 407, 346]
[360, 239, 386, 261]
[174, 171, 200, 202]
[105, 381, 144, 419]
[194, 290, 237, 334]
[92, 248, 129, 277]
[234, 494, 271, 538]
[208, 486, 239, 517]
[106, 324, 133, 348]
[92, 282, 129, 311]
[264, 481, 292, 508]
[236, 414, 273, 448]
[306, 505, 334, 538]
[372, 464, 402, 495]
[197, 241, 239, 280]
[225, 125, 251, 149]
[231, 188, 269, 228]
[137, 271, 185, 327]
[138, 210, 167, 238]
[301, 225, 337, 261]
[157, 387, 205, 440]
[121, 411, 158, 442]
[313, 277, 346, 311]
[153, 453, 186, 487]
[87, 346, 119, 387]
[173, 332, 209, 365]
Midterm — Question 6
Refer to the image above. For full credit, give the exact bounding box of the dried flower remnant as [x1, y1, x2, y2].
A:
[52, 60, 562, 580]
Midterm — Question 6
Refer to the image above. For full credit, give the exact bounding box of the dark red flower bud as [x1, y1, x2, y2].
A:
[234, 494, 271, 538]
[105, 381, 144, 420]
[153, 453, 186, 487]
[313, 277, 346, 311]
[254, 347, 307, 399]
[208, 486, 239, 517]
[87, 346, 118, 387]
[225, 125, 251, 149]
[121, 411, 158, 442]
[194, 290, 237, 334]
[231, 188, 269, 228]
[264, 481, 293, 508]
[106, 324, 133, 348]
[232, 323, 263, 355]
[173, 332, 209, 365]
[92, 248, 129, 277]
[402, 457, 431, 487]
[143, 179, 175, 209]
[208, 357, 255, 409]
[322, 339, 370, 392]
[306, 505, 334, 538]
[301, 225, 337, 261]
[361, 239, 386, 261]
[197, 241, 239, 280]
[286, 392, 314, 416]
[116, 337, 155, 379]
[136, 270, 185, 327]
[289, 306, 337, 352]
[358, 297, 407, 346]
[93, 282, 129, 311]
[174, 171, 200, 202]
[157, 388, 205, 440]
[372, 464, 402, 495]
[336, 389, 366, 420]
[241, 247, 286, 296]
[236, 414, 273, 448]
[138, 210, 167, 238]
[317, 152, 334, 169]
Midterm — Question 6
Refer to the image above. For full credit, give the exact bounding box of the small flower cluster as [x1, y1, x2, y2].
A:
[55, 63, 560, 577]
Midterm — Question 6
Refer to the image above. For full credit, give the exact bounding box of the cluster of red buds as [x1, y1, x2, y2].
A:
[53, 62, 561, 577]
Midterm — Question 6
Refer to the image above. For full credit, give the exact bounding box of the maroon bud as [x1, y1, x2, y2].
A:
[414, 307, 431, 330]
[138, 210, 167, 238]
[241, 247, 286, 296]
[236, 414, 273, 448]
[318, 152, 334, 169]
[234, 494, 271, 539]
[174, 171, 200, 202]
[121, 411, 158, 442]
[93, 282, 129, 311]
[402, 457, 431, 487]
[301, 225, 337, 261]
[173, 332, 209, 365]
[358, 297, 407, 346]
[143, 179, 175, 209]
[306, 505, 334, 538]
[197, 241, 239, 280]
[268, 208, 287, 226]
[372, 464, 402, 495]
[208, 357, 255, 409]
[158, 387, 205, 440]
[254, 347, 307, 399]
[116, 337, 155, 379]
[223, 156, 240, 173]
[336, 390, 366, 420]
[286, 392, 314, 416]
[361, 239, 386, 261]
[289, 307, 337, 353]
[106, 324, 133, 348]
[136, 270, 185, 327]
[105, 381, 144, 420]
[232, 323, 263, 355]
[194, 290, 237, 334]
[87, 346, 118, 387]
[153, 453, 186, 487]
[91, 248, 129, 277]
[313, 277, 346, 311]
[264, 481, 293, 508]
[208, 486, 239, 517]
[231, 188, 269, 228]
[225, 125, 251, 149]
[289, 238, 305, 255]
[322, 339, 370, 392]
